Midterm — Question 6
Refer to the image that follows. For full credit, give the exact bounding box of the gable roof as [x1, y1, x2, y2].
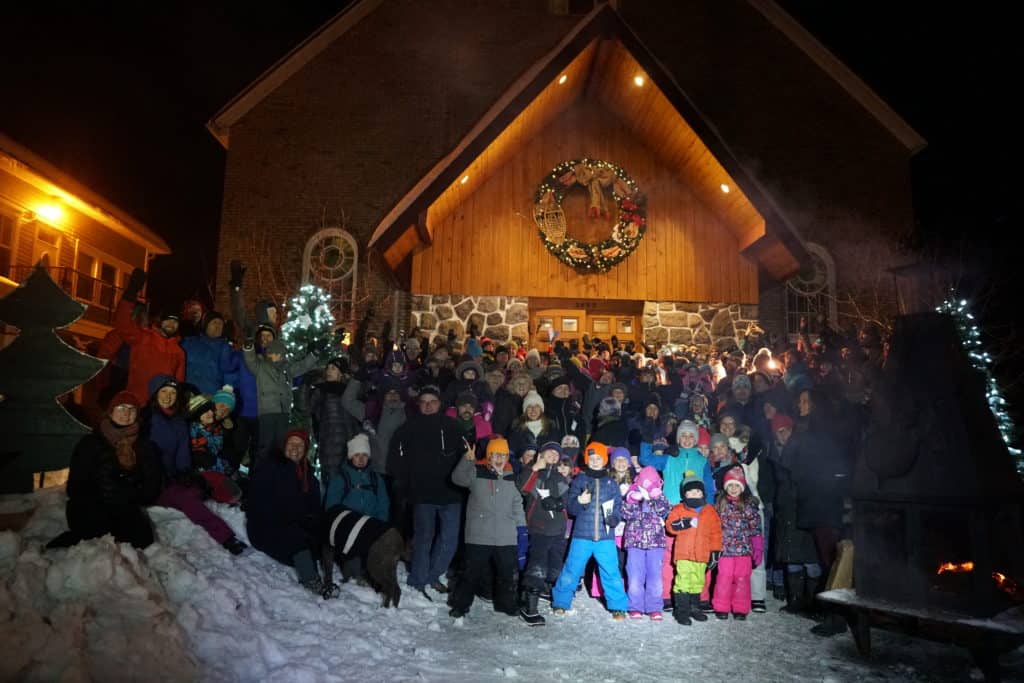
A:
[367, 4, 809, 283]
[205, 0, 925, 156]
[206, 0, 384, 148]
[0, 133, 171, 255]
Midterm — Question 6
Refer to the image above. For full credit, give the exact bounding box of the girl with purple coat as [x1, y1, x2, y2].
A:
[621, 466, 672, 620]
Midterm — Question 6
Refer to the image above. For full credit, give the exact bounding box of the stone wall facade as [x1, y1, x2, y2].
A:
[642, 301, 759, 352]
[411, 294, 530, 346]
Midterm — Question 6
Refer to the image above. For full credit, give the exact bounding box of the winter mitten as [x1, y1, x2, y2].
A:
[626, 487, 644, 503]
[229, 259, 246, 290]
[707, 551, 721, 573]
[670, 517, 692, 531]
[649, 486, 663, 499]
[751, 535, 764, 568]
[605, 515, 621, 529]
[122, 267, 147, 302]
[640, 487, 650, 500]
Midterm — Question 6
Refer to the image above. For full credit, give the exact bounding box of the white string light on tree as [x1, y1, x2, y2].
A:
[937, 294, 1022, 471]
[281, 283, 336, 361]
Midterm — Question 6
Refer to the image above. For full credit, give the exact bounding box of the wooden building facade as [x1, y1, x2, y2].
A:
[209, 1, 924, 351]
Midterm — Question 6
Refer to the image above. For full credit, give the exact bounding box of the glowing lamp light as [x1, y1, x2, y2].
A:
[460, 175, 469, 185]
[633, 75, 645, 87]
[36, 202, 63, 222]
[558, 74, 567, 85]
[720, 184, 731, 194]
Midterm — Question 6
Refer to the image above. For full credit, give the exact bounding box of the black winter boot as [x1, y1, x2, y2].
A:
[519, 591, 545, 627]
[672, 593, 692, 625]
[689, 594, 708, 622]
[782, 569, 808, 614]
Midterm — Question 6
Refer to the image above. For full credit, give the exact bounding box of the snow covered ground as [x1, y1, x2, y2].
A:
[2, 487, 1022, 682]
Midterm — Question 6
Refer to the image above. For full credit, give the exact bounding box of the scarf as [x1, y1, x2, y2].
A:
[100, 419, 140, 469]
[525, 419, 543, 437]
[295, 458, 310, 493]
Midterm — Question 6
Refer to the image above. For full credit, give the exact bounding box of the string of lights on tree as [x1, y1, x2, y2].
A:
[533, 158, 647, 273]
[281, 283, 336, 361]
[937, 294, 1022, 470]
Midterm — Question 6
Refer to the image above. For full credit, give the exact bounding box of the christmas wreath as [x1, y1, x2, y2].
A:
[533, 158, 647, 272]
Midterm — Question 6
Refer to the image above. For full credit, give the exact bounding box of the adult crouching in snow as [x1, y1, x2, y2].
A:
[142, 375, 247, 555]
[247, 429, 326, 594]
[48, 391, 163, 550]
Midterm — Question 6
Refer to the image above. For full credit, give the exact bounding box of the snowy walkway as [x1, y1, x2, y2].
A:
[2, 487, 1021, 682]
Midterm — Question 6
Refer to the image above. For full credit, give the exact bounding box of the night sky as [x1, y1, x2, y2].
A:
[1, 2, 1018, 412]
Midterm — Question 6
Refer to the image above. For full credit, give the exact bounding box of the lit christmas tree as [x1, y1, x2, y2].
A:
[937, 294, 1022, 471]
[281, 283, 336, 361]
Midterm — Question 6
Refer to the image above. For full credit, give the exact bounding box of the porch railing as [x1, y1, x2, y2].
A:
[8, 265, 124, 324]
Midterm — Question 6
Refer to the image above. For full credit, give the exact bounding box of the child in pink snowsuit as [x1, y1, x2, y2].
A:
[712, 467, 763, 619]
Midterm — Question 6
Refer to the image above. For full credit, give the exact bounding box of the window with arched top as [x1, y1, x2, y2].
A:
[786, 242, 837, 339]
[302, 228, 358, 322]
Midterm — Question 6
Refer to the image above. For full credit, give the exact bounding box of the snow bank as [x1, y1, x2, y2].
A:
[2, 487, 1021, 682]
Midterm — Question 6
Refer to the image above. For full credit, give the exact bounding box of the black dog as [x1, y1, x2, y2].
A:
[320, 505, 405, 608]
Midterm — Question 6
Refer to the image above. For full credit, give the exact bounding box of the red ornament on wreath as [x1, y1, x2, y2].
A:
[533, 158, 647, 273]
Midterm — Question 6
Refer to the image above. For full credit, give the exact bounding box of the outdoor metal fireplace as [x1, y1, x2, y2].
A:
[853, 312, 1024, 618]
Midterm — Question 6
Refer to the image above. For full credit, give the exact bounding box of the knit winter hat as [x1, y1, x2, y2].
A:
[465, 338, 483, 359]
[147, 374, 178, 399]
[327, 356, 350, 375]
[677, 420, 699, 442]
[255, 323, 277, 340]
[486, 437, 511, 457]
[284, 428, 310, 450]
[212, 385, 236, 411]
[681, 474, 705, 496]
[187, 394, 215, 419]
[583, 442, 609, 468]
[732, 374, 752, 391]
[455, 391, 479, 409]
[560, 434, 580, 457]
[202, 310, 224, 334]
[643, 393, 661, 410]
[522, 390, 544, 413]
[723, 466, 747, 492]
[347, 433, 371, 457]
[771, 413, 795, 433]
[697, 427, 711, 448]
[598, 396, 621, 418]
[108, 390, 140, 412]
[609, 447, 632, 468]
[710, 433, 729, 450]
[456, 359, 484, 380]
[548, 374, 573, 392]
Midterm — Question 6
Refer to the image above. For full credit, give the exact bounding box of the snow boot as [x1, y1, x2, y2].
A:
[699, 599, 714, 612]
[782, 569, 808, 613]
[519, 591, 546, 627]
[431, 580, 450, 594]
[222, 536, 248, 556]
[611, 611, 627, 621]
[714, 611, 729, 620]
[688, 594, 708, 622]
[672, 593, 692, 625]
[733, 612, 747, 621]
[449, 606, 468, 619]
[663, 597, 674, 612]
[751, 599, 767, 613]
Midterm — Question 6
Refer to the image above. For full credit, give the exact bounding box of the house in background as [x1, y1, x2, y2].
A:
[0, 133, 171, 347]
[208, 0, 925, 350]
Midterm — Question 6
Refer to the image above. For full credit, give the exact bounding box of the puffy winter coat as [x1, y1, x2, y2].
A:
[242, 347, 318, 415]
[621, 495, 672, 549]
[67, 430, 164, 510]
[114, 299, 185, 404]
[491, 387, 525, 437]
[663, 447, 715, 505]
[507, 418, 563, 466]
[181, 333, 237, 395]
[246, 452, 322, 565]
[590, 417, 629, 448]
[717, 497, 763, 557]
[666, 503, 722, 563]
[224, 348, 258, 419]
[322, 463, 389, 521]
[452, 457, 525, 546]
[142, 393, 190, 478]
[566, 470, 622, 542]
[516, 465, 570, 537]
[545, 394, 584, 441]
[310, 381, 357, 470]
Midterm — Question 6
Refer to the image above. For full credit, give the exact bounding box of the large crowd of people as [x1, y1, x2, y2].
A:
[52, 261, 885, 633]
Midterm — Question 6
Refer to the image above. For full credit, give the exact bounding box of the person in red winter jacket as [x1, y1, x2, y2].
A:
[114, 268, 185, 404]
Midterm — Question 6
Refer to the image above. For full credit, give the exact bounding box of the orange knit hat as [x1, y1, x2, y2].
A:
[583, 441, 609, 468]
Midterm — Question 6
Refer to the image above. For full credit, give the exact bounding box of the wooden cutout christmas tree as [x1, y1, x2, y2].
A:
[0, 263, 105, 493]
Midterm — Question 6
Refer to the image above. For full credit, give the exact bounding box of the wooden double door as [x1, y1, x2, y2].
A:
[528, 298, 642, 351]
